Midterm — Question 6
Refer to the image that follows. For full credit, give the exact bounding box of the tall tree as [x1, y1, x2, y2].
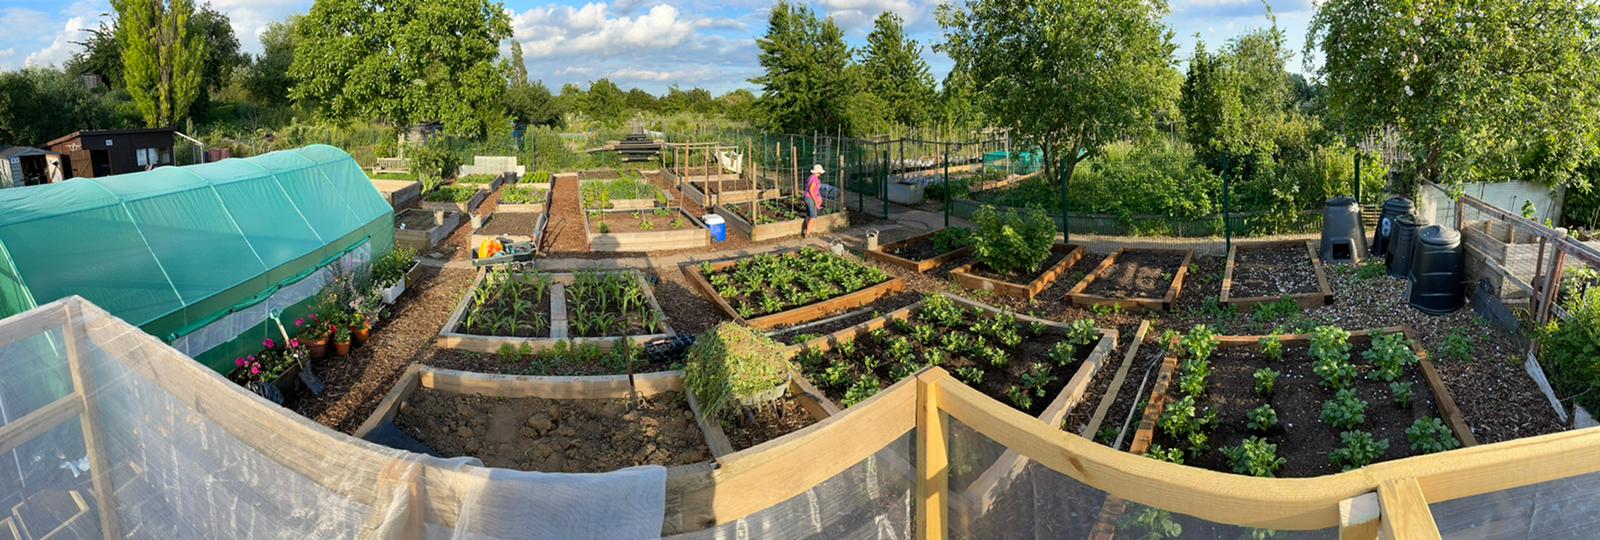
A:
[625, 88, 658, 112]
[291, 0, 512, 137]
[938, 0, 1179, 195]
[556, 83, 585, 118]
[244, 16, 298, 107]
[859, 12, 936, 128]
[0, 68, 131, 145]
[582, 78, 628, 127]
[502, 42, 560, 127]
[114, 0, 207, 127]
[1180, 27, 1299, 177]
[192, 4, 244, 93]
[751, 1, 855, 134]
[1309, 0, 1600, 188]
[716, 89, 757, 119]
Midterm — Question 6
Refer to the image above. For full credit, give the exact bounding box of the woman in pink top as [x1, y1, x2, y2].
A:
[804, 164, 824, 237]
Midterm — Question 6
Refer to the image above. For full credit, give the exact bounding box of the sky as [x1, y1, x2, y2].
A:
[0, 0, 1320, 95]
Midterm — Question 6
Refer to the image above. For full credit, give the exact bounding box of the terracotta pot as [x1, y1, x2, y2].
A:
[308, 338, 328, 360]
[354, 326, 371, 346]
[334, 340, 351, 356]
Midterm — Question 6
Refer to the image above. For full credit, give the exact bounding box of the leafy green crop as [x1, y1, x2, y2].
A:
[972, 205, 1055, 277]
[931, 226, 976, 253]
[1406, 417, 1460, 454]
[1330, 430, 1389, 470]
[1181, 324, 1220, 362]
[1390, 381, 1414, 408]
[1320, 388, 1368, 429]
[1247, 404, 1279, 432]
[1362, 331, 1417, 382]
[1254, 367, 1279, 397]
[684, 323, 794, 423]
[1259, 332, 1284, 361]
[1146, 445, 1184, 464]
[1222, 436, 1286, 477]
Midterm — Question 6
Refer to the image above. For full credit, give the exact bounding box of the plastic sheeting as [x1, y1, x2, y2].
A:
[1431, 469, 1600, 539]
[0, 297, 666, 539]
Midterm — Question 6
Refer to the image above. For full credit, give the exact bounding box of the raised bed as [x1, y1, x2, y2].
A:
[1066, 247, 1194, 311]
[1221, 240, 1334, 311]
[394, 208, 463, 251]
[420, 185, 488, 214]
[680, 177, 779, 206]
[470, 209, 549, 249]
[1128, 327, 1475, 475]
[437, 270, 673, 353]
[682, 247, 903, 330]
[865, 229, 975, 273]
[583, 208, 708, 252]
[580, 174, 664, 211]
[453, 172, 509, 192]
[714, 197, 849, 242]
[495, 182, 552, 213]
[950, 243, 1084, 300]
[356, 365, 721, 471]
[786, 293, 1117, 519]
[1463, 220, 1545, 302]
[370, 178, 422, 209]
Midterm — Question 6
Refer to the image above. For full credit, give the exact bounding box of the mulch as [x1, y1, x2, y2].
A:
[542, 174, 590, 254]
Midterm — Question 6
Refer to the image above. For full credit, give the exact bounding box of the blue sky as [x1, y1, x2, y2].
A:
[0, 0, 1320, 95]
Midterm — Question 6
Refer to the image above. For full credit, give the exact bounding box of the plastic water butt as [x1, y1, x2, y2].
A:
[704, 214, 727, 243]
[1372, 197, 1415, 256]
[1386, 214, 1420, 278]
[1407, 225, 1465, 315]
[1319, 196, 1369, 263]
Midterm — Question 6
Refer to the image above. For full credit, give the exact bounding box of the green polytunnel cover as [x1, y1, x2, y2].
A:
[0, 144, 394, 371]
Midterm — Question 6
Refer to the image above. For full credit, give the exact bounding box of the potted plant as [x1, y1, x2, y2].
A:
[296, 314, 330, 359]
[333, 325, 353, 356]
[373, 247, 419, 304]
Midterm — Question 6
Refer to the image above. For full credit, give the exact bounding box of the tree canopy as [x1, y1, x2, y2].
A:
[290, 0, 512, 137]
[114, 0, 207, 127]
[502, 42, 560, 127]
[0, 68, 131, 145]
[752, 0, 855, 135]
[1309, 0, 1600, 188]
[243, 16, 299, 107]
[859, 13, 937, 128]
[938, 0, 1180, 183]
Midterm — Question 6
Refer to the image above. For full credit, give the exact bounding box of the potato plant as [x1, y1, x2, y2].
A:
[1406, 417, 1460, 454]
[1222, 436, 1286, 477]
[1320, 388, 1368, 430]
[1361, 331, 1418, 382]
[1259, 332, 1284, 361]
[1254, 368, 1279, 397]
[701, 248, 890, 319]
[1390, 381, 1414, 408]
[1330, 430, 1389, 471]
[1247, 404, 1278, 432]
[1146, 445, 1185, 464]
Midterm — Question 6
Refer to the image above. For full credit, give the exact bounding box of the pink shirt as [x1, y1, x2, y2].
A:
[807, 174, 822, 203]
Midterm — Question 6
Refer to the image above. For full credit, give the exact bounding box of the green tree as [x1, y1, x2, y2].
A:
[114, 0, 207, 127]
[1308, 0, 1600, 188]
[939, 0, 1180, 218]
[1180, 27, 1301, 178]
[502, 42, 560, 127]
[716, 89, 757, 119]
[752, 0, 855, 134]
[661, 86, 715, 115]
[68, 20, 123, 88]
[582, 78, 628, 127]
[0, 68, 131, 145]
[556, 83, 584, 118]
[625, 88, 658, 113]
[244, 16, 298, 107]
[937, 61, 982, 130]
[291, 0, 512, 137]
[859, 12, 936, 127]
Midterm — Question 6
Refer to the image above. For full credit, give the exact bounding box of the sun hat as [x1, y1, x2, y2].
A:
[811, 164, 826, 174]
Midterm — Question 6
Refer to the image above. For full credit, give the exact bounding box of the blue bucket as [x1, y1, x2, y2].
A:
[703, 214, 727, 243]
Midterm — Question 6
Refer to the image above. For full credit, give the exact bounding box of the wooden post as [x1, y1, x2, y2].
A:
[916, 371, 950, 540]
[1538, 229, 1569, 323]
[63, 301, 124, 540]
[838, 153, 846, 214]
[1338, 493, 1380, 540]
[1377, 478, 1442, 540]
[791, 143, 799, 204]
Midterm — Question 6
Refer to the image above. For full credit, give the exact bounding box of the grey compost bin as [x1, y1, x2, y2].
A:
[1319, 196, 1369, 263]
[1386, 214, 1420, 278]
[1408, 225, 1465, 314]
[1372, 197, 1415, 256]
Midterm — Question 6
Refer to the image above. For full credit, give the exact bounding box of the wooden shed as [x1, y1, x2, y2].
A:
[45, 127, 176, 179]
[0, 146, 64, 188]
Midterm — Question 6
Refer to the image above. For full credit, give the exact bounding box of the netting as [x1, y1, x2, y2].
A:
[1430, 469, 1600, 538]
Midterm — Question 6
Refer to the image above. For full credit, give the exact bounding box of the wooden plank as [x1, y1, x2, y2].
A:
[0, 395, 84, 456]
[1339, 493, 1381, 540]
[1079, 320, 1152, 439]
[950, 243, 1084, 300]
[61, 301, 122, 540]
[1220, 244, 1238, 302]
[1067, 248, 1195, 312]
[0, 303, 66, 349]
[1378, 478, 1442, 540]
[1308, 240, 1335, 304]
[917, 371, 950, 540]
[1163, 249, 1196, 309]
[1221, 241, 1335, 312]
[865, 230, 975, 273]
[352, 364, 423, 439]
[1064, 248, 1123, 298]
[420, 367, 685, 399]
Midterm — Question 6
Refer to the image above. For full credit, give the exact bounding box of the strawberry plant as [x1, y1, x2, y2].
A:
[1254, 368, 1279, 396]
[1390, 381, 1414, 408]
[1320, 389, 1368, 429]
[1406, 417, 1460, 454]
[1362, 331, 1417, 382]
[1222, 436, 1286, 477]
[1247, 404, 1279, 432]
[1329, 430, 1389, 470]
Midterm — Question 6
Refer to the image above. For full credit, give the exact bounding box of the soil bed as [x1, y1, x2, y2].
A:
[395, 387, 711, 472]
[1082, 250, 1187, 298]
[578, 169, 623, 180]
[478, 211, 540, 237]
[398, 209, 440, 229]
[691, 247, 895, 325]
[968, 249, 1069, 284]
[729, 197, 833, 225]
[1230, 244, 1321, 298]
[565, 272, 664, 337]
[769, 292, 923, 345]
[587, 209, 696, 234]
[1149, 340, 1456, 478]
[723, 396, 818, 451]
[451, 272, 553, 338]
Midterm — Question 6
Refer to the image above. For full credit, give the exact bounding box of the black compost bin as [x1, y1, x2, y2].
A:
[1372, 197, 1415, 256]
[1319, 196, 1368, 263]
[1408, 225, 1465, 315]
[1386, 214, 1420, 278]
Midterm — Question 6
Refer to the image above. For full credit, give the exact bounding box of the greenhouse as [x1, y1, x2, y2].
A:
[0, 145, 393, 372]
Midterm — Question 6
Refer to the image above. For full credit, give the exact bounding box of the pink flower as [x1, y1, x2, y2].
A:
[309, 314, 318, 321]
[289, 339, 300, 348]
[248, 355, 256, 362]
[263, 338, 276, 349]
[250, 366, 261, 376]
[235, 358, 246, 367]
[295, 318, 305, 328]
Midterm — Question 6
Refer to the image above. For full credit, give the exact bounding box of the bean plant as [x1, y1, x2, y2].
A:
[1320, 389, 1368, 430]
[1406, 417, 1460, 454]
[1330, 430, 1389, 471]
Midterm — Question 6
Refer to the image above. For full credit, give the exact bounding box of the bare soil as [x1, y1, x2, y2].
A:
[1231, 244, 1320, 298]
[578, 169, 622, 180]
[1082, 250, 1187, 299]
[770, 291, 924, 344]
[478, 211, 539, 237]
[542, 174, 590, 253]
[395, 387, 711, 472]
[397, 208, 442, 229]
[882, 234, 958, 264]
[723, 396, 820, 451]
[588, 210, 697, 234]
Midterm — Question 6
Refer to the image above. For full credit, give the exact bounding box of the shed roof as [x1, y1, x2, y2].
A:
[0, 146, 59, 159]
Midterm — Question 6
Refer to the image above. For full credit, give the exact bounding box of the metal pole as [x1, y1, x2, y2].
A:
[1059, 151, 1070, 243]
[1354, 152, 1363, 203]
[943, 143, 951, 228]
[882, 149, 890, 218]
[1223, 152, 1233, 253]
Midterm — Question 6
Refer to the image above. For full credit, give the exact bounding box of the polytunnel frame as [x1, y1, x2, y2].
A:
[2, 297, 1600, 539]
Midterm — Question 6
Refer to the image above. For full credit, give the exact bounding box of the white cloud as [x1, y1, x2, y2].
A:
[513, 3, 714, 58]
[25, 16, 92, 68]
[607, 66, 723, 83]
[817, 0, 922, 33]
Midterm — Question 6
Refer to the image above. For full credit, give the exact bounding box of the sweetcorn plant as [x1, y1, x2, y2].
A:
[1330, 430, 1389, 470]
[1406, 417, 1461, 454]
[1222, 436, 1286, 477]
[1320, 389, 1368, 429]
[1362, 332, 1418, 382]
[972, 205, 1056, 276]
